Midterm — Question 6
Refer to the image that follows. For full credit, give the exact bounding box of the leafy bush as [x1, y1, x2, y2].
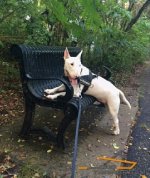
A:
[43, 0, 150, 72]
[0, 0, 150, 72]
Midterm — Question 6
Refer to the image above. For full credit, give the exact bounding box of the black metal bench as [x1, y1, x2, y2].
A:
[11, 44, 110, 149]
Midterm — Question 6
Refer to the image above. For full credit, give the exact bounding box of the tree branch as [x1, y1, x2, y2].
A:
[125, 0, 150, 32]
[0, 6, 23, 24]
[0, 10, 15, 24]
[121, 0, 136, 30]
[128, 0, 136, 11]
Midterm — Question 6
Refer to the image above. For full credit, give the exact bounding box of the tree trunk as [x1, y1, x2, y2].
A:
[121, 0, 135, 30]
[125, 0, 150, 32]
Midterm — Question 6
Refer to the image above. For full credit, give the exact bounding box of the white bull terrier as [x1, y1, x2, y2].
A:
[44, 48, 131, 135]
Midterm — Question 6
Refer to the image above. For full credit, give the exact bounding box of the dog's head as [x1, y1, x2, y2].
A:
[64, 48, 82, 84]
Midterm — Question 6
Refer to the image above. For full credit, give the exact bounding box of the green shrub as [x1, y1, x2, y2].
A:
[0, 0, 150, 72]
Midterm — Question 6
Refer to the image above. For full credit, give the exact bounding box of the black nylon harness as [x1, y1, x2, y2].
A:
[78, 70, 97, 93]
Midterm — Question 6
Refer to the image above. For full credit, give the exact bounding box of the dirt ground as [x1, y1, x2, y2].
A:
[0, 65, 143, 178]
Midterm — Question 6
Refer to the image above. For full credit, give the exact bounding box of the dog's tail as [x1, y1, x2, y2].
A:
[119, 90, 131, 109]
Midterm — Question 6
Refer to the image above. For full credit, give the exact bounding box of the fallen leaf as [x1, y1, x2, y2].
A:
[90, 163, 94, 168]
[87, 144, 92, 151]
[32, 173, 40, 178]
[17, 139, 21, 143]
[143, 148, 148, 151]
[113, 143, 120, 149]
[38, 137, 43, 140]
[67, 161, 72, 165]
[47, 149, 52, 153]
[4, 149, 10, 153]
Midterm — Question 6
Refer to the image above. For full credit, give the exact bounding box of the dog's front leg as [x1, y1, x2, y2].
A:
[73, 85, 84, 97]
[44, 84, 65, 95]
[46, 92, 66, 100]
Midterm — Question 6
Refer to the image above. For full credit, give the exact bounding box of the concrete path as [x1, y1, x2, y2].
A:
[121, 62, 150, 178]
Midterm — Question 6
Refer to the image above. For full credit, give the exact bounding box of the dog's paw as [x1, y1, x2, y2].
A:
[44, 89, 54, 95]
[113, 129, 120, 135]
[45, 94, 56, 100]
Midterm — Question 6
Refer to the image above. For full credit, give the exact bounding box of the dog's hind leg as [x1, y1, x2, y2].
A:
[107, 97, 120, 135]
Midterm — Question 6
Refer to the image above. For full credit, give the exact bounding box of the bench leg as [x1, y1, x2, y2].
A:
[20, 99, 35, 137]
[57, 106, 77, 149]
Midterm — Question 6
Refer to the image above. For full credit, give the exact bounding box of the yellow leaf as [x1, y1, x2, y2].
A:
[47, 149, 52, 153]
[113, 143, 119, 149]
[141, 175, 147, 178]
[67, 161, 72, 165]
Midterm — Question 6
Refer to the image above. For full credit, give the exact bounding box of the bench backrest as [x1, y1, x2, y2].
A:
[11, 45, 81, 80]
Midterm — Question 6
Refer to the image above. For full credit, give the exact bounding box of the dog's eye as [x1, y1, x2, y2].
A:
[70, 63, 74, 66]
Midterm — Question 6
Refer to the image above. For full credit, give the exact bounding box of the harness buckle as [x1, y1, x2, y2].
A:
[79, 78, 91, 87]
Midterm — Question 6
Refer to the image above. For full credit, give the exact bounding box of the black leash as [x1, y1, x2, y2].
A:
[70, 70, 97, 177]
[71, 96, 82, 178]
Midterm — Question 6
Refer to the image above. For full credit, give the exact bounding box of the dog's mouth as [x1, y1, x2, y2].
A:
[65, 70, 79, 85]
[69, 77, 78, 85]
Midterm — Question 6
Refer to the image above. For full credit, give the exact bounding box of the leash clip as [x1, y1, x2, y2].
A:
[79, 95, 82, 99]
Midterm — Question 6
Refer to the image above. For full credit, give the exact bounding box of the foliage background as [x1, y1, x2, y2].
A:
[0, 0, 150, 72]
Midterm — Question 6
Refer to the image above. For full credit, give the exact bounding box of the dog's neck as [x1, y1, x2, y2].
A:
[80, 65, 90, 76]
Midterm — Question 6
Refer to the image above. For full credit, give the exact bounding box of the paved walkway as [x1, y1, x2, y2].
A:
[122, 62, 150, 178]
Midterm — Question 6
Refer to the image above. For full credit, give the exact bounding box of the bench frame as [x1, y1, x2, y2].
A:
[11, 44, 111, 148]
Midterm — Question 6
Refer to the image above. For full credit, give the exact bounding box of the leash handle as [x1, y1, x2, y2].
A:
[71, 96, 82, 178]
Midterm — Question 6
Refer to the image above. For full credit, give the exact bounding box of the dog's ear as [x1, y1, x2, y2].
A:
[77, 50, 83, 60]
[64, 47, 70, 60]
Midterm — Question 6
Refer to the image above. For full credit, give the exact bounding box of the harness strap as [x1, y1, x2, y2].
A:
[78, 70, 97, 93]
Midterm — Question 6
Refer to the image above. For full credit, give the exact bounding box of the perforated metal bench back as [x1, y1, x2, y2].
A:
[11, 45, 81, 80]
